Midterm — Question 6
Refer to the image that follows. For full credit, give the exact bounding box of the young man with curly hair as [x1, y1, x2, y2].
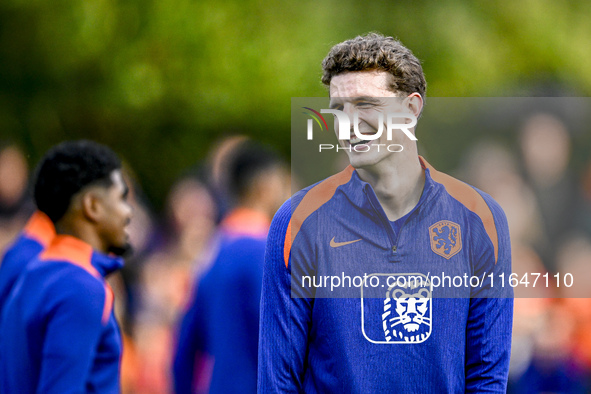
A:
[0, 140, 132, 393]
[258, 33, 513, 393]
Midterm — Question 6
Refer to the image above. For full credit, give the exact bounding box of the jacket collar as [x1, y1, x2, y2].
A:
[40, 235, 124, 278]
[341, 156, 440, 215]
[220, 208, 270, 238]
[23, 211, 56, 247]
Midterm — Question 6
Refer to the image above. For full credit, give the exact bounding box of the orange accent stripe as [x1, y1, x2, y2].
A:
[102, 283, 114, 324]
[419, 156, 499, 263]
[40, 235, 100, 278]
[283, 166, 355, 267]
[283, 221, 292, 268]
[23, 211, 55, 247]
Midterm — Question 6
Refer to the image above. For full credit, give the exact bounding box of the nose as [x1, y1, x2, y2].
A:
[340, 104, 359, 136]
[125, 203, 133, 221]
[342, 102, 356, 117]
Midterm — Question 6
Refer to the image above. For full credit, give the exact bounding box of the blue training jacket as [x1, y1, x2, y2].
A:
[258, 157, 513, 393]
[0, 235, 124, 393]
[0, 211, 55, 318]
[173, 208, 270, 394]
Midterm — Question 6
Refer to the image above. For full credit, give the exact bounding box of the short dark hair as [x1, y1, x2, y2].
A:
[228, 141, 284, 201]
[321, 33, 426, 99]
[34, 140, 122, 223]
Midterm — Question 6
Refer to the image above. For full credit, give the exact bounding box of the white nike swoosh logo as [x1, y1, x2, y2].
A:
[330, 237, 362, 248]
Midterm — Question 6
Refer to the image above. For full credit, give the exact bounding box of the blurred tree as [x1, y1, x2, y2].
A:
[1, 0, 590, 207]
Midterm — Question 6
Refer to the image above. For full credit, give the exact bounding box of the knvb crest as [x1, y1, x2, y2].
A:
[429, 220, 462, 259]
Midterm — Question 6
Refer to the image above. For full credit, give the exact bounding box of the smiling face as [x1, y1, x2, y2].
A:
[329, 70, 421, 170]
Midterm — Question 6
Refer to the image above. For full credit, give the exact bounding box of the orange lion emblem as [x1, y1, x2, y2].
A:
[429, 220, 462, 259]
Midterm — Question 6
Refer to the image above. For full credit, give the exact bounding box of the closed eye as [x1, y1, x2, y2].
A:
[355, 97, 381, 107]
[122, 185, 129, 200]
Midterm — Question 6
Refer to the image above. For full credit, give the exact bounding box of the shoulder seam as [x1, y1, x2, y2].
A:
[283, 166, 354, 267]
[423, 160, 499, 264]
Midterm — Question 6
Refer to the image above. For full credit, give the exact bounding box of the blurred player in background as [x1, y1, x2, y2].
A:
[132, 174, 217, 393]
[258, 33, 513, 392]
[173, 140, 289, 394]
[0, 142, 55, 321]
[0, 140, 132, 393]
[0, 143, 33, 252]
[0, 210, 54, 321]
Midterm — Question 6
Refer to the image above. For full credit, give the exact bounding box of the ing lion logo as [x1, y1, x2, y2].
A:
[382, 286, 432, 343]
[429, 220, 462, 259]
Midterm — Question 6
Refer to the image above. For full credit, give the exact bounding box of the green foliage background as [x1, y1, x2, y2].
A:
[1, 0, 590, 207]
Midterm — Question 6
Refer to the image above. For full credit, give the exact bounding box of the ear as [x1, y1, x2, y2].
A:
[80, 190, 103, 223]
[405, 92, 423, 119]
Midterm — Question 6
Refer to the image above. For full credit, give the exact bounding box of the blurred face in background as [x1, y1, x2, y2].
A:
[520, 113, 571, 188]
[0, 146, 28, 214]
[167, 178, 217, 254]
[259, 165, 291, 217]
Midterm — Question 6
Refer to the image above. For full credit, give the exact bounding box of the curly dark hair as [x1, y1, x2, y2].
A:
[34, 140, 121, 223]
[321, 33, 426, 99]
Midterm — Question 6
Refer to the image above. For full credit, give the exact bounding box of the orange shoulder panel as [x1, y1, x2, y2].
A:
[41, 235, 112, 324]
[23, 211, 56, 247]
[283, 166, 354, 268]
[40, 235, 101, 278]
[419, 156, 499, 263]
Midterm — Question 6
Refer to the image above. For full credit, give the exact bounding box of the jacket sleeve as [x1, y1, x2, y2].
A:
[37, 272, 106, 394]
[465, 194, 514, 393]
[0, 237, 43, 317]
[257, 199, 314, 393]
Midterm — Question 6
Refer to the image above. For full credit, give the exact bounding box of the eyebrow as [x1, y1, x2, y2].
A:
[329, 96, 383, 109]
[354, 96, 382, 103]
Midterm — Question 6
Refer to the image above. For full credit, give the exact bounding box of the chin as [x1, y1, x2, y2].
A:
[108, 242, 133, 258]
[346, 152, 385, 169]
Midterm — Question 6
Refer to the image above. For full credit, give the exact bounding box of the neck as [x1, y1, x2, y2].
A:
[54, 218, 105, 254]
[356, 152, 425, 221]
